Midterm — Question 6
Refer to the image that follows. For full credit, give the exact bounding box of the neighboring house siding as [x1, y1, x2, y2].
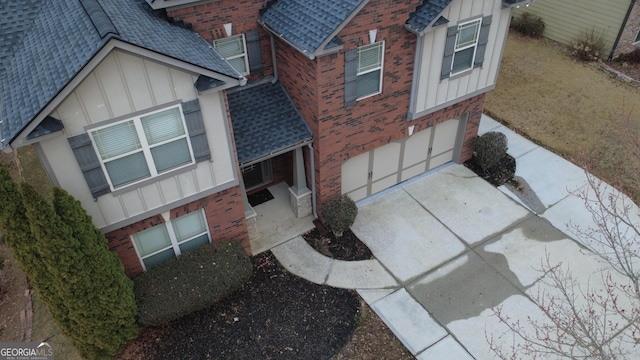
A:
[615, 2, 640, 57]
[513, 0, 630, 59]
[40, 50, 238, 231]
[412, 0, 511, 117]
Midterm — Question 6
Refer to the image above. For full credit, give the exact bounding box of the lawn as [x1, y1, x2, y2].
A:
[484, 31, 640, 202]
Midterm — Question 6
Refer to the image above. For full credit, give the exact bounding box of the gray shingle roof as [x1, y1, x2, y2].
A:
[228, 81, 312, 164]
[0, 0, 44, 76]
[406, 0, 452, 34]
[259, 0, 366, 56]
[0, 0, 242, 147]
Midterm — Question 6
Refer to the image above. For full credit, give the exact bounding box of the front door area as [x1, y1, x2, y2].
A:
[241, 160, 273, 191]
[341, 118, 462, 201]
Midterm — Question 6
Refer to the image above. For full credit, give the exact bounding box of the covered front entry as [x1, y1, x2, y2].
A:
[342, 117, 464, 201]
[227, 80, 314, 253]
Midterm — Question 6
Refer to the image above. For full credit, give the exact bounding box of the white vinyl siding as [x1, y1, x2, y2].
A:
[356, 42, 384, 99]
[90, 105, 193, 189]
[213, 34, 249, 75]
[132, 210, 210, 270]
[452, 19, 481, 75]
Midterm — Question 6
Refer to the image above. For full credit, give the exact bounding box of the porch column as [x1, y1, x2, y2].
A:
[289, 147, 312, 218]
[239, 176, 259, 241]
[291, 147, 308, 195]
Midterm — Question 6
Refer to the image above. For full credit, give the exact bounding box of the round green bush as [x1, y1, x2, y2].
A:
[511, 12, 545, 38]
[322, 194, 358, 237]
[475, 131, 508, 172]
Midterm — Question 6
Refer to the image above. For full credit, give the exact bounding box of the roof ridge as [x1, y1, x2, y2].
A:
[80, 0, 119, 38]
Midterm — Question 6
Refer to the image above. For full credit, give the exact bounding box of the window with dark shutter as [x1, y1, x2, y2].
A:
[245, 30, 263, 74]
[441, 16, 491, 80]
[68, 133, 111, 198]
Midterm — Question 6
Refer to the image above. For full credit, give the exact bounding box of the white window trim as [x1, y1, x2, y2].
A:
[634, 29, 640, 44]
[356, 41, 385, 101]
[451, 18, 482, 77]
[90, 104, 195, 191]
[213, 33, 250, 76]
[131, 209, 211, 271]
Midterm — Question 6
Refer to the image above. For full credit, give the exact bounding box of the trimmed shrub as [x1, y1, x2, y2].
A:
[475, 131, 508, 171]
[134, 240, 252, 326]
[571, 28, 606, 62]
[511, 12, 545, 38]
[322, 194, 358, 237]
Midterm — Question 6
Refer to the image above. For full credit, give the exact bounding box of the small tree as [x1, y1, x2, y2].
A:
[486, 112, 640, 359]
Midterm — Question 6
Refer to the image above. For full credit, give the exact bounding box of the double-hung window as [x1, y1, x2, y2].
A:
[132, 210, 210, 270]
[452, 19, 482, 75]
[356, 42, 384, 99]
[90, 105, 193, 189]
[213, 34, 250, 75]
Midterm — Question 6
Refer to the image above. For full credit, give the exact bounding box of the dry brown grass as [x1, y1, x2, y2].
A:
[485, 31, 640, 202]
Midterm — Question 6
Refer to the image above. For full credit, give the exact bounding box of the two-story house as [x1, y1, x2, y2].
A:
[0, 0, 532, 277]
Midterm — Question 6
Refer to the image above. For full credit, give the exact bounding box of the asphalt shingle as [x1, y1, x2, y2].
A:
[227, 81, 312, 164]
[406, 0, 452, 34]
[0, 0, 242, 147]
[259, 0, 365, 55]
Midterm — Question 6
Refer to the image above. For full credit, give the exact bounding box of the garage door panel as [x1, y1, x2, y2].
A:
[401, 161, 427, 181]
[346, 187, 368, 202]
[342, 151, 370, 194]
[431, 119, 459, 155]
[403, 128, 431, 168]
[429, 149, 454, 170]
[371, 175, 399, 195]
[372, 142, 401, 181]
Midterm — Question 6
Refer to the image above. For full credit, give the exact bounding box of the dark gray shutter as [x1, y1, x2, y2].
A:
[474, 15, 492, 68]
[246, 30, 263, 74]
[68, 133, 111, 198]
[344, 49, 358, 107]
[440, 26, 458, 80]
[182, 99, 211, 163]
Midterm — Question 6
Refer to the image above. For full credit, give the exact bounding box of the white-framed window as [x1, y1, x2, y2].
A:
[90, 105, 194, 189]
[635, 29, 640, 43]
[132, 210, 211, 270]
[356, 41, 384, 100]
[213, 34, 250, 75]
[452, 18, 482, 75]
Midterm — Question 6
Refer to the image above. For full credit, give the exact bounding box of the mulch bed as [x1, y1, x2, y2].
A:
[117, 252, 360, 360]
[302, 226, 373, 261]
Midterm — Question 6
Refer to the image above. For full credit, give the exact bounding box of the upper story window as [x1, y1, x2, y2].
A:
[213, 34, 250, 75]
[90, 105, 194, 189]
[440, 16, 492, 80]
[452, 19, 481, 75]
[356, 42, 385, 100]
[132, 209, 210, 270]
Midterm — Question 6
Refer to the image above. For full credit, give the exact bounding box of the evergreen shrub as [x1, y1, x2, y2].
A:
[475, 131, 508, 171]
[322, 194, 358, 237]
[134, 240, 252, 326]
[511, 12, 545, 38]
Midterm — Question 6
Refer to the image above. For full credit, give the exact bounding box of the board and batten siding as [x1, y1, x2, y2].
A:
[411, 0, 511, 117]
[513, 0, 630, 58]
[40, 50, 237, 231]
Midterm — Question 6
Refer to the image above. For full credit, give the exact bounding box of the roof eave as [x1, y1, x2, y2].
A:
[258, 20, 317, 60]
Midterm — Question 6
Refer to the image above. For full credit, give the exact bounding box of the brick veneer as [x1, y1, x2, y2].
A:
[275, 0, 485, 210]
[167, 0, 273, 80]
[106, 186, 249, 278]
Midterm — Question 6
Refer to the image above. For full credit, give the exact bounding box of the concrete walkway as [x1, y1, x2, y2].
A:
[271, 115, 638, 359]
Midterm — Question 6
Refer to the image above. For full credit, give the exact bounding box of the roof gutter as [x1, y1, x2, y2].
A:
[609, 0, 636, 62]
[239, 138, 314, 167]
[258, 21, 316, 60]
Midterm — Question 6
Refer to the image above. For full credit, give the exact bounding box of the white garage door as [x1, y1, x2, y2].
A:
[342, 118, 462, 201]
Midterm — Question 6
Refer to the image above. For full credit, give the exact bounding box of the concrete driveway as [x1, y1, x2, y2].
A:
[273, 115, 638, 359]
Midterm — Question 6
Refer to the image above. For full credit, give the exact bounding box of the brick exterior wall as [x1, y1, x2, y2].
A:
[275, 0, 484, 209]
[167, 0, 273, 80]
[106, 185, 249, 278]
[614, 2, 640, 58]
